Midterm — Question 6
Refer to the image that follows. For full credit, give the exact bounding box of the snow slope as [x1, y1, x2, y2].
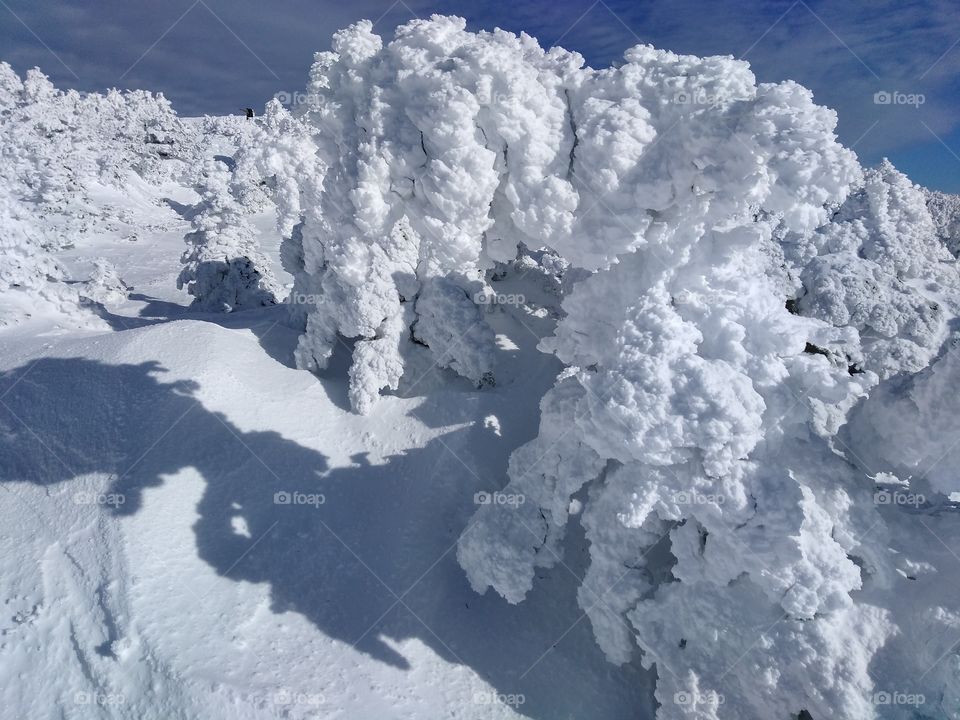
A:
[0, 182, 650, 719]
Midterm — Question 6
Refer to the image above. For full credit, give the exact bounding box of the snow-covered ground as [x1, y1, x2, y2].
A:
[0, 167, 652, 719]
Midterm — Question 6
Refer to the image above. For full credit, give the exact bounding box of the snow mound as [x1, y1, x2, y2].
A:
[0, 190, 102, 328]
[791, 161, 960, 376]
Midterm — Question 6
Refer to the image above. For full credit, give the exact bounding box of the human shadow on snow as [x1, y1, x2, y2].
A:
[0, 356, 653, 720]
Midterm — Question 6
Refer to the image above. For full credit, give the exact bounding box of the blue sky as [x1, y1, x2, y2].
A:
[2, 0, 958, 191]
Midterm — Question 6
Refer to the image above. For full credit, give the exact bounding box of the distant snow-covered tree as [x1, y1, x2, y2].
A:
[177, 159, 281, 312]
[234, 98, 323, 237]
[926, 188, 960, 258]
[0, 63, 196, 252]
[0, 64, 202, 327]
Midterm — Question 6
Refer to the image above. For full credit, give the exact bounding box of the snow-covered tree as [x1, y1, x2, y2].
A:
[0, 64, 189, 191]
[279, 18, 550, 412]
[926, 188, 960, 258]
[177, 158, 282, 312]
[0, 63, 196, 252]
[0, 61, 22, 108]
[0, 64, 204, 327]
[787, 161, 960, 377]
[445, 41, 902, 717]
[251, 16, 960, 719]
[233, 98, 322, 237]
[0, 190, 99, 327]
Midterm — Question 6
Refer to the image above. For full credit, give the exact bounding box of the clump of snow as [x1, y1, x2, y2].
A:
[926, 188, 960, 258]
[0, 190, 100, 327]
[483, 414, 501, 436]
[80, 257, 130, 306]
[411, 276, 496, 386]
[789, 161, 960, 377]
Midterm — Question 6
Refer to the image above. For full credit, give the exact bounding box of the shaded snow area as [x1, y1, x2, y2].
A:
[1, 16, 960, 720]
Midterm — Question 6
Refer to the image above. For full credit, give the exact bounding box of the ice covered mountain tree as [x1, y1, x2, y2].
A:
[926, 188, 960, 258]
[0, 63, 191, 326]
[0, 190, 98, 327]
[177, 158, 282, 312]
[788, 161, 960, 378]
[270, 16, 960, 719]
[233, 98, 323, 238]
[0, 64, 191, 231]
